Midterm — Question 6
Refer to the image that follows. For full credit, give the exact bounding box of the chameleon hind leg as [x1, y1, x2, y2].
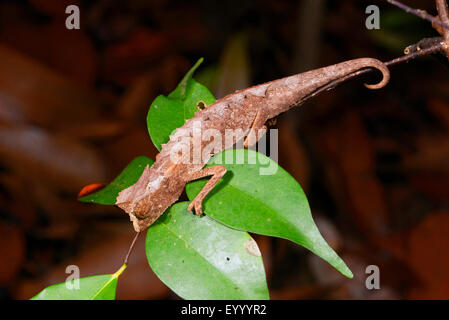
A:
[244, 108, 269, 148]
[186, 165, 227, 215]
[240, 93, 269, 148]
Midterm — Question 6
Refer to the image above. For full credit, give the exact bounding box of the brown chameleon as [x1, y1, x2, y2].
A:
[115, 58, 390, 232]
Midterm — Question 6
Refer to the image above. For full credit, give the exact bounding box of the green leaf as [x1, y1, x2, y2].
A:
[186, 149, 353, 278]
[147, 58, 216, 151]
[78, 156, 154, 205]
[31, 264, 127, 300]
[146, 202, 269, 300]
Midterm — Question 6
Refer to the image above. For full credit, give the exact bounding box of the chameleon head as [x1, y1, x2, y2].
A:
[115, 165, 183, 232]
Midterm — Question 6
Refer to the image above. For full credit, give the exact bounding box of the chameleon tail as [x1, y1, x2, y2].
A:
[362, 58, 390, 90]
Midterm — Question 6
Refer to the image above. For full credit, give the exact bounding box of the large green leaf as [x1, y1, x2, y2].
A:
[186, 149, 353, 278]
[31, 264, 126, 300]
[147, 58, 216, 151]
[146, 202, 269, 300]
[78, 156, 153, 205]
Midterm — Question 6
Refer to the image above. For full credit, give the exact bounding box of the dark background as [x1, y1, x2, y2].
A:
[0, 0, 448, 299]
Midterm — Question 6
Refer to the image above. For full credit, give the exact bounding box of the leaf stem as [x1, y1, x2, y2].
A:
[124, 232, 141, 265]
[113, 263, 128, 278]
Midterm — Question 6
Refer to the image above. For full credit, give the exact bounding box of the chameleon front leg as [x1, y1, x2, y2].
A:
[186, 165, 227, 215]
[244, 108, 269, 148]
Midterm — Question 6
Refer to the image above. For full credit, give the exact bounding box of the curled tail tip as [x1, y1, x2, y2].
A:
[363, 59, 390, 90]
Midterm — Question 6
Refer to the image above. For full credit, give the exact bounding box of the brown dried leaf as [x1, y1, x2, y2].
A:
[278, 119, 310, 190]
[0, 45, 99, 129]
[314, 111, 390, 238]
[0, 127, 106, 192]
[380, 212, 449, 299]
[0, 222, 25, 284]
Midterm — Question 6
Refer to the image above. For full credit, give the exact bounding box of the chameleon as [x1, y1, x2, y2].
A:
[115, 58, 390, 232]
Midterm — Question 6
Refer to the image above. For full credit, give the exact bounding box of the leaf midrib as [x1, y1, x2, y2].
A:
[91, 275, 116, 300]
[197, 178, 304, 241]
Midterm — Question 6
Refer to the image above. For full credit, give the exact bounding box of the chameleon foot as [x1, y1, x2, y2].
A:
[188, 199, 203, 216]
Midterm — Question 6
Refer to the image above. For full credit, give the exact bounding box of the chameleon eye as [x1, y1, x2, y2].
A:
[196, 101, 207, 111]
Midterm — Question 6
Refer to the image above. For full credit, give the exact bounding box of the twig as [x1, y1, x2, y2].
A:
[386, 0, 449, 32]
[404, 37, 444, 54]
[124, 232, 140, 265]
[300, 41, 444, 105]
[436, 0, 449, 57]
[385, 41, 444, 66]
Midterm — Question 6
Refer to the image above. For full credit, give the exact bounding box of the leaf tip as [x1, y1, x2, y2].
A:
[342, 266, 354, 279]
[333, 258, 353, 278]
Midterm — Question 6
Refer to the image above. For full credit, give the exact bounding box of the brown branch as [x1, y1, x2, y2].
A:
[385, 41, 444, 66]
[124, 232, 140, 265]
[436, 0, 449, 57]
[404, 37, 444, 54]
[386, 0, 449, 32]
[299, 41, 444, 106]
